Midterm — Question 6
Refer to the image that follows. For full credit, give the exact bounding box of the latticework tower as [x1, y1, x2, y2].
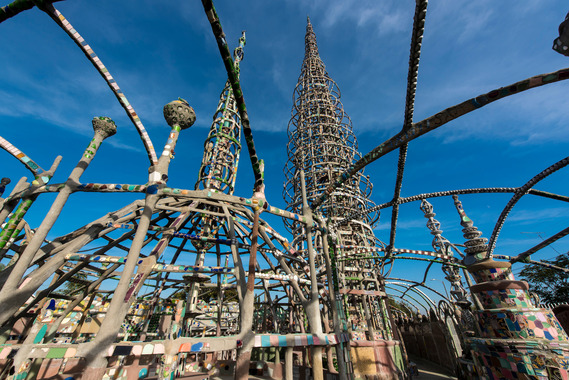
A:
[284, 19, 395, 358]
[284, 18, 378, 245]
[196, 32, 245, 196]
[3, 3, 569, 380]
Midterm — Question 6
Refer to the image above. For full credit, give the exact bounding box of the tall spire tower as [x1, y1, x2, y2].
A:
[285, 18, 403, 379]
[284, 18, 376, 235]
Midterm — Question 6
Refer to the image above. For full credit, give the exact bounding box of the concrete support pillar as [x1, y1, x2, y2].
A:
[235, 208, 262, 380]
[158, 353, 179, 380]
[0, 118, 116, 324]
[321, 228, 348, 379]
[300, 171, 324, 380]
[0, 177, 29, 227]
[285, 346, 294, 380]
[10, 322, 47, 376]
[83, 100, 195, 373]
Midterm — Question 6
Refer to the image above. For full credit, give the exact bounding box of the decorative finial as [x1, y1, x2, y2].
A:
[420, 199, 448, 254]
[234, 32, 246, 64]
[163, 98, 196, 129]
[92, 117, 117, 139]
[452, 194, 472, 227]
[421, 199, 469, 307]
[453, 195, 488, 266]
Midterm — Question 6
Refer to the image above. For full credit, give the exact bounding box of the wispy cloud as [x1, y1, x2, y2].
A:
[270, 60, 292, 102]
[295, 0, 410, 37]
[105, 139, 142, 152]
[507, 207, 567, 225]
[429, 0, 496, 42]
[436, 84, 569, 146]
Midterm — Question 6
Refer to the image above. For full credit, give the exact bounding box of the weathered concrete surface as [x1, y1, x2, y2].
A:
[409, 355, 457, 380]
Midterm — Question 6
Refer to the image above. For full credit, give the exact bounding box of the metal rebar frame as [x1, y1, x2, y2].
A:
[196, 32, 246, 195]
[284, 18, 377, 229]
[283, 20, 393, 366]
[0, 16, 336, 377]
[1, 2, 569, 380]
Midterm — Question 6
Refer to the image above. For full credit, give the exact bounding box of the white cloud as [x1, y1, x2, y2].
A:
[507, 207, 567, 224]
[297, 0, 410, 37]
[106, 139, 142, 152]
[435, 83, 569, 146]
[457, 7, 494, 43]
[428, 0, 496, 42]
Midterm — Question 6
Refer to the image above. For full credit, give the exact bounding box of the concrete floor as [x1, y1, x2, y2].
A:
[151, 357, 458, 380]
[409, 355, 458, 380]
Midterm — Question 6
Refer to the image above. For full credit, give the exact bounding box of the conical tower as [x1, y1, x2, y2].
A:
[284, 18, 376, 234]
[453, 196, 569, 379]
[284, 18, 405, 379]
[196, 32, 245, 195]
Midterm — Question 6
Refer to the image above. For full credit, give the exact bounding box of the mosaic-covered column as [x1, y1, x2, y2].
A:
[453, 195, 569, 379]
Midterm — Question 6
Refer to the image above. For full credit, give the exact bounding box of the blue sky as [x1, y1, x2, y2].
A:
[1, 1, 569, 309]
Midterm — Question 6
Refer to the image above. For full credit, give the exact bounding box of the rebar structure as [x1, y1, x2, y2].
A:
[0, 13, 351, 378]
[1, 1, 569, 380]
[196, 32, 245, 196]
[284, 18, 378, 232]
[284, 18, 401, 379]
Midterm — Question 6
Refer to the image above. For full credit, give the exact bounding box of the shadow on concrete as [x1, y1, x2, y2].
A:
[409, 354, 458, 380]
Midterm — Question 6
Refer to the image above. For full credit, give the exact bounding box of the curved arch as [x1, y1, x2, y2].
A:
[494, 254, 569, 274]
[335, 187, 569, 228]
[42, 4, 158, 165]
[385, 256, 465, 269]
[386, 281, 438, 311]
[311, 67, 569, 210]
[509, 225, 569, 264]
[388, 0, 429, 252]
[387, 277, 452, 303]
[487, 155, 569, 256]
[384, 286, 430, 314]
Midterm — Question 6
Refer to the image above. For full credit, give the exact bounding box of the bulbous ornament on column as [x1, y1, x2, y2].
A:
[92, 116, 117, 139]
[163, 98, 196, 129]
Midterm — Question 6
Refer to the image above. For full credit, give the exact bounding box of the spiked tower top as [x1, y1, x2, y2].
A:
[196, 32, 246, 195]
[453, 195, 489, 266]
[284, 18, 376, 231]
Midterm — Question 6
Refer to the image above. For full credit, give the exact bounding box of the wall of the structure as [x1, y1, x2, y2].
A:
[349, 340, 404, 380]
[398, 319, 457, 374]
[553, 305, 569, 334]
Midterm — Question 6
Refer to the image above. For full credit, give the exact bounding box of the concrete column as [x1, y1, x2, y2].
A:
[300, 171, 324, 380]
[83, 100, 195, 372]
[0, 177, 29, 227]
[321, 228, 348, 379]
[235, 208, 261, 380]
[0, 118, 116, 324]
[285, 346, 294, 380]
